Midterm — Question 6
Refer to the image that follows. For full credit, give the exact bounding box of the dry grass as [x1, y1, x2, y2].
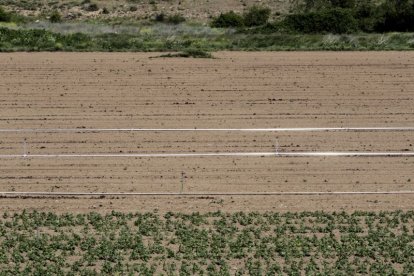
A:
[1, 0, 294, 21]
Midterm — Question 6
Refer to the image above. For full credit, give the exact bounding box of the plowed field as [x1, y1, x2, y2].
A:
[0, 52, 413, 213]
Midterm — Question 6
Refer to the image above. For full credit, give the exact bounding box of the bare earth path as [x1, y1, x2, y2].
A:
[0, 51, 413, 213]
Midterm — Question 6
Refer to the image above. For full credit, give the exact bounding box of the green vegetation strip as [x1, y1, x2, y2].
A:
[1, 27, 414, 52]
[1, 211, 414, 274]
[2, 1, 414, 52]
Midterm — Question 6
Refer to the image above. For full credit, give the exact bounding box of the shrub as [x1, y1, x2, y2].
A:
[374, 0, 414, 32]
[296, 0, 356, 12]
[155, 13, 165, 22]
[330, 0, 356, 9]
[49, 10, 62, 23]
[284, 8, 358, 34]
[166, 14, 185, 24]
[84, 3, 99, 12]
[0, 28, 93, 51]
[154, 12, 185, 24]
[353, 1, 379, 32]
[0, 6, 11, 22]
[291, 0, 414, 33]
[211, 11, 244, 28]
[102, 7, 110, 14]
[243, 6, 271, 27]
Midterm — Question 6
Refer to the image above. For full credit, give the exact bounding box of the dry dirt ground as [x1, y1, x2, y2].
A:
[0, 51, 413, 213]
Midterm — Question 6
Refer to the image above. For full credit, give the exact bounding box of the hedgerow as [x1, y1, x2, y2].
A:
[210, 0, 414, 34]
[3, 27, 414, 52]
[211, 6, 271, 28]
[286, 0, 414, 33]
[284, 8, 358, 34]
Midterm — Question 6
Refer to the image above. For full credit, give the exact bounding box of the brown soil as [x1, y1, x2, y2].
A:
[0, 51, 413, 213]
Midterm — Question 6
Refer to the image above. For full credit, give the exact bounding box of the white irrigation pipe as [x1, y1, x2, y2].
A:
[0, 152, 413, 158]
[1, 191, 414, 197]
[0, 127, 413, 133]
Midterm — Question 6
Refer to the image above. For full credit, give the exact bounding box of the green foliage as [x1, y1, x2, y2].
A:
[211, 6, 271, 28]
[354, 1, 379, 32]
[0, 211, 413, 274]
[49, 10, 62, 23]
[154, 12, 165, 22]
[153, 13, 186, 24]
[166, 14, 186, 24]
[0, 28, 93, 51]
[1, 26, 414, 52]
[375, 0, 414, 32]
[284, 8, 358, 34]
[129, 5, 138, 12]
[0, 6, 30, 24]
[0, 6, 11, 22]
[330, 0, 356, 9]
[211, 11, 244, 28]
[243, 6, 271, 27]
[297, 0, 357, 11]
[291, 0, 414, 33]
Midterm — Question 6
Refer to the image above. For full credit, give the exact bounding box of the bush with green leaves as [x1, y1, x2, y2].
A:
[153, 12, 185, 24]
[211, 11, 244, 28]
[353, 1, 379, 32]
[243, 6, 271, 27]
[375, 0, 414, 32]
[154, 12, 165, 22]
[0, 28, 93, 51]
[295, 0, 357, 12]
[1, 25, 414, 52]
[291, 0, 414, 33]
[49, 10, 62, 23]
[284, 8, 358, 34]
[166, 14, 185, 24]
[0, 6, 11, 22]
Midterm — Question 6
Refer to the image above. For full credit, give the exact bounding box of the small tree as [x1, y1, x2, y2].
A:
[102, 7, 110, 14]
[166, 14, 185, 24]
[211, 11, 244, 28]
[374, 0, 414, 32]
[84, 3, 99, 12]
[284, 8, 358, 34]
[49, 10, 62, 23]
[243, 6, 271, 27]
[155, 13, 165, 22]
[0, 6, 11, 22]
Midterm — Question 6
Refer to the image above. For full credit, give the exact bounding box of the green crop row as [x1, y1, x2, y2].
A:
[0, 210, 414, 275]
